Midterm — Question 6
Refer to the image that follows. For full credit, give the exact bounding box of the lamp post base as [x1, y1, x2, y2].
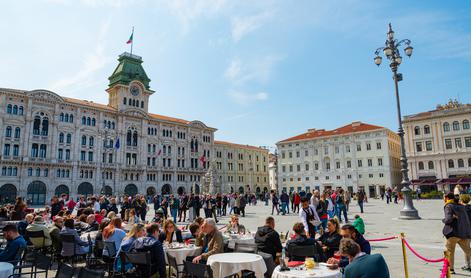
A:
[399, 188, 421, 220]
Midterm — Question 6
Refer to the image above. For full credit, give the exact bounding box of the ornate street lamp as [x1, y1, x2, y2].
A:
[374, 23, 420, 219]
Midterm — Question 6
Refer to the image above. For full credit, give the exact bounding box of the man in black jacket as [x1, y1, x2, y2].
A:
[255, 217, 282, 259]
[443, 192, 471, 273]
[129, 223, 166, 278]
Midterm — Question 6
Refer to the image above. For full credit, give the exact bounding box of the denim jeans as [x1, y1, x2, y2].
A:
[337, 205, 348, 222]
[171, 208, 178, 223]
[358, 201, 364, 213]
[281, 202, 288, 214]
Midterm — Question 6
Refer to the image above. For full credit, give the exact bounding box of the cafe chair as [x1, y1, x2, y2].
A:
[124, 251, 155, 277]
[183, 261, 213, 278]
[77, 268, 105, 278]
[234, 242, 258, 253]
[103, 241, 117, 276]
[60, 234, 85, 265]
[54, 263, 75, 278]
[8, 252, 52, 278]
[167, 253, 183, 278]
[257, 251, 276, 278]
[287, 244, 325, 262]
[26, 230, 52, 255]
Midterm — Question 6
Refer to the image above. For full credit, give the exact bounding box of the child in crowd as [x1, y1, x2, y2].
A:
[353, 214, 365, 235]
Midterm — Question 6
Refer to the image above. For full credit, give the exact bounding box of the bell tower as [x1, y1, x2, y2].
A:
[106, 52, 154, 113]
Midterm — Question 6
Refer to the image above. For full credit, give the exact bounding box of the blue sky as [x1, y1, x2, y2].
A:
[1, 1, 471, 149]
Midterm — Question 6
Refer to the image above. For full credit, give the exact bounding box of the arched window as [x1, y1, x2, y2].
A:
[12, 105, 18, 115]
[448, 159, 454, 168]
[41, 117, 49, 136]
[463, 120, 470, 130]
[27, 168, 33, 176]
[33, 116, 41, 135]
[81, 135, 87, 146]
[86, 117, 91, 126]
[126, 130, 132, 146]
[60, 113, 64, 122]
[111, 122, 115, 129]
[69, 114, 73, 123]
[31, 144, 39, 157]
[91, 118, 96, 126]
[424, 125, 430, 134]
[195, 139, 198, 152]
[133, 131, 138, 146]
[414, 126, 420, 135]
[14, 127, 20, 139]
[428, 161, 434, 170]
[6, 104, 12, 114]
[82, 116, 86, 124]
[18, 106, 23, 115]
[468, 158, 471, 167]
[89, 136, 94, 147]
[123, 97, 127, 105]
[64, 113, 69, 122]
[66, 133, 72, 144]
[59, 132, 64, 143]
[141, 101, 144, 108]
[35, 168, 40, 177]
[443, 122, 450, 132]
[418, 162, 424, 170]
[5, 126, 12, 137]
[458, 159, 464, 168]
[453, 121, 460, 131]
[12, 167, 17, 176]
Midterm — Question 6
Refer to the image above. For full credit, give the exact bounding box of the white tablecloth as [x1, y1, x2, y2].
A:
[0, 262, 13, 278]
[207, 252, 267, 278]
[271, 265, 342, 278]
[225, 235, 255, 249]
[165, 246, 202, 271]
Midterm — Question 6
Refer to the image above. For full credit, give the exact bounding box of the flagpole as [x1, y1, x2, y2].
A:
[130, 26, 134, 55]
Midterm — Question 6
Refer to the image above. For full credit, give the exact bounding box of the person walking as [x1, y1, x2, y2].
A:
[293, 192, 301, 214]
[280, 191, 289, 215]
[271, 192, 280, 215]
[443, 192, 471, 274]
[336, 189, 348, 223]
[357, 189, 366, 214]
[239, 194, 247, 217]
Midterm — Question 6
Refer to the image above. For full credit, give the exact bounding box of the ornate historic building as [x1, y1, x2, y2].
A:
[213, 141, 269, 195]
[404, 100, 471, 192]
[0, 52, 217, 204]
[276, 122, 402, 197]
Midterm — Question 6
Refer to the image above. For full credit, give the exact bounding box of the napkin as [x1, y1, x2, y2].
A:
[287, 261, 304, 267]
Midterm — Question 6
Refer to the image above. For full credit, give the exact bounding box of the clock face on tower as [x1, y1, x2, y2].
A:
[130, 85, 140, 96]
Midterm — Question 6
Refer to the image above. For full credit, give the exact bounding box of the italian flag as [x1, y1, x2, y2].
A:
[126, 32, 133, 44]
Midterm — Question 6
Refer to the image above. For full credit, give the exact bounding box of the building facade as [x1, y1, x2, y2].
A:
[268, 153, 278, 192]
[276, 122, 402, 197]
[0, 52, 217, 205]
[213, 141, 269, 195]
[403, 100, 471, 191]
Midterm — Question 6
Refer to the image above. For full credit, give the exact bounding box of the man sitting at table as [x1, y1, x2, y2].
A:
[337, 238, 389, 278]
[327, 224, 371, 268]
[129, 223, 166, 278]
[192, 218, 223, 264]
[17, 213, 34, 238]
[0, 224, 26, 262]
[285, 222, 325, 262]
[225, 214, 246, 234]
[49, 216, 64, 255]
[26, 216, 52, 248]
[83, 214, 99, 232]
[255, 216, 282, 260]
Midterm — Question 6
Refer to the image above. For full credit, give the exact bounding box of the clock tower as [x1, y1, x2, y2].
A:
[106, 52, 154, 113]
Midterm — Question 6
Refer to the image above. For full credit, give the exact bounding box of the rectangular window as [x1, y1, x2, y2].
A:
[366, 143, 371, 150]
[416, 142, 422, 152]
[465, 137, 471, 148]
[13, 145, 19, 156]
[347, 161, 351, 168]
[289, 152, 292, 158]
[426, 141, 432, 151]
[289, 165, 293, 172]
[357, 144, 361, 151]
[335, 146, 339, 154]
[368, 159, 373, 167]
[305, 150, 308, 156]
[3, 144, 10, 156]
[378, 158, 383, 166]
[324, 147, 328, 155]
[305, 164, 309, 171]
[65, 150, 70, 160]
[346, 145, 350, 153]
[376, 142, 382, 150]
[336, 161, 340, 169]
[326, 162, 330, 170]
[296, 151, 300, 158]
[281, 152, 285, 159]
[282, 165, 286, 172]
[297, 165, 301, 172]
[81, 151, 86, 161]
[455, 138, 462, 149]
[314, 163, 319, 170]
[358, 160, 363, 167]
[445, 139, 452, 150]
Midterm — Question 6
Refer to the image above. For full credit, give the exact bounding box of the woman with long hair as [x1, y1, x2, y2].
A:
[116, 223, 146, 271]
[11, 197, 26, 220]
[102, 217, 126, 256]
[318, 217, 342, 259]
[158, 219, 183, 244]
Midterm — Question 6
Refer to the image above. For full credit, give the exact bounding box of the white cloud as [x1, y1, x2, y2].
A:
[227, 91, 268, 106]
[49, 19, 111, 94]
[231, 10, 274, 42]
[224, 55, 282, 85]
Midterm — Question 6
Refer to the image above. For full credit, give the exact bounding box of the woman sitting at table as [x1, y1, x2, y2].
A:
[158, 219, 183, 244]
[116, 223, 146, 271]
[285, 222, 325, 262]
[102, 217, 126, 257]
[225, 214, 246, 234]
[127, 209, 140, 225]
[318, 218, 342, 259]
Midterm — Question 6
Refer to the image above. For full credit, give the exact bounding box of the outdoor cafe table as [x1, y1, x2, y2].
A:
[207, 252, 266, 278]
[271, 265, 342, 278]
[80, 231, 99, 242]
[164, 244, 202, 271]
[0, 262, 13, 278]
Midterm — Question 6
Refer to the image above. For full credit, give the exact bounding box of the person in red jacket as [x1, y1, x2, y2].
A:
[293, 192, 301, 214]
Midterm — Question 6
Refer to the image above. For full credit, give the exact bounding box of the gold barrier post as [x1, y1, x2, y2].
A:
[444, 251, 451, 278]
[400, 233, 409, 278]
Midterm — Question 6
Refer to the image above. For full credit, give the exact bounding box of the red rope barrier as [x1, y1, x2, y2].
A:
[367, 236, 398, 242]
[402, 238, 449, 278]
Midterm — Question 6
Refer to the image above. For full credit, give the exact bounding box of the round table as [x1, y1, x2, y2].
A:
[80, 231, 98, 242]
[271, 265, 342, 278]
[207, 252, 267, 278]
[0, 262, 13, 278]
[165, 245, 202, 271]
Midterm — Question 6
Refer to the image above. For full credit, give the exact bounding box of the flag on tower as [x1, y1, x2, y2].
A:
[126, 30, 133, 44]
[199, 154, 206, 165]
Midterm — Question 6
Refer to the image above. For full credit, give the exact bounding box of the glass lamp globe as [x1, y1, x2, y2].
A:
[383, 47, 393, 57]
[374, 56, 382, 66]
[404, 46, 413, 57]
